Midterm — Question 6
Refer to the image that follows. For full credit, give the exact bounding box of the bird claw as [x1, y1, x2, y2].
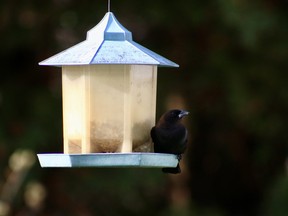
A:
[177, 154, 182, 161]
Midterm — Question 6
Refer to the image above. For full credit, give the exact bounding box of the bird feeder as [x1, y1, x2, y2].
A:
[37, 10, 179, 168]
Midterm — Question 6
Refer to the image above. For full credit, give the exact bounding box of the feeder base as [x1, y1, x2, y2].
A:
[37, 153, 178, 168]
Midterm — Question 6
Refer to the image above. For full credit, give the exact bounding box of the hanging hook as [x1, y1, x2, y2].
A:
[108, 0, 111, 12]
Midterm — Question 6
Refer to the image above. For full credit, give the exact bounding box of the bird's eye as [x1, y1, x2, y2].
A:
[170, 111, 179, 117]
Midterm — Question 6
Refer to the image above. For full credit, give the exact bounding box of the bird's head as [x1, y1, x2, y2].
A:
[162, 109, 189, 124]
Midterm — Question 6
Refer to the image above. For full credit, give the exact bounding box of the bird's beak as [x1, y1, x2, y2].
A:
[179, 110, 189, 118]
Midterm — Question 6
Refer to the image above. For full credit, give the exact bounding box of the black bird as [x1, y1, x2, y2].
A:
[151, 109, 189, 174]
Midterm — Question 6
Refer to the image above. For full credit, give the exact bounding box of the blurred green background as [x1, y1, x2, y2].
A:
[0, 0, 288, 215]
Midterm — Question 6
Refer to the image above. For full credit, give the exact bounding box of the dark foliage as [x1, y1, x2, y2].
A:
[0, 0, 288, 215]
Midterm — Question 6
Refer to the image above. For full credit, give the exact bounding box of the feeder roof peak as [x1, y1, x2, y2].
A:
[87, 12, 132, 42]
[39, 12, 178, 67]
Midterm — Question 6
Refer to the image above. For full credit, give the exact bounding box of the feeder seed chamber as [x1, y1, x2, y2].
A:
[37, 10, 179, 168]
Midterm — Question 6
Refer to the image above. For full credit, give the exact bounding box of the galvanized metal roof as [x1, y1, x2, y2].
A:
[39, 12, 178, 67]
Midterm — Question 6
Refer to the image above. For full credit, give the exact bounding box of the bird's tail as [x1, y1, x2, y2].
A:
[162, 163, 181, 174]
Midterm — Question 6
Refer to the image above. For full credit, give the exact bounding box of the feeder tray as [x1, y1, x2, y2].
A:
[37, 153, 178, 168]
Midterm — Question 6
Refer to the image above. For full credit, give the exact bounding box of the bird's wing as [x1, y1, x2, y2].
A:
[150, 126, 157, 143]
[150, 126, 162, 153]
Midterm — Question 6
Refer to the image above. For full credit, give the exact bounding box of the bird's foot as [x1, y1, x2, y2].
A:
[162, 163, 181, 174]
[177, 154, 182, 161]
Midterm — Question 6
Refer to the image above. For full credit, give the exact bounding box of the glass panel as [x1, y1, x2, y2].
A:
[62, 65, 157, 154]
[88, 65, 125, 153]
[131, 65, 157, 152]
[62, 67, 88, 153]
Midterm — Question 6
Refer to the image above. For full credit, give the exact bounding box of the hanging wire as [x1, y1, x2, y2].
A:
[108, 0, 111, 12]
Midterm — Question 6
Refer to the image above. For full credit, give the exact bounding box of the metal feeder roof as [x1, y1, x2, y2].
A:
[39, 12, 178, 67]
